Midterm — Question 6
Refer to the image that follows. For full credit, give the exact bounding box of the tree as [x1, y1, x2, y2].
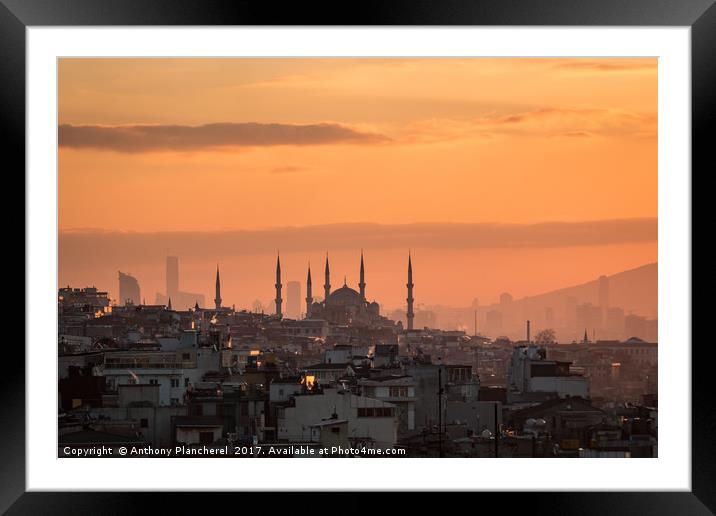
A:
[534, 328, 557, 345]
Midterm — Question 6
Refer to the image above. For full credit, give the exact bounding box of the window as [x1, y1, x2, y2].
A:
[358, 407, 394, 418]
[170, 378, 179, 388]
[140, 418, 148, 428]
[182, 353, 191, 360]
[199, 431, 214, 444]
[184, 378, 190, 387]
[389, 386, 408, 398]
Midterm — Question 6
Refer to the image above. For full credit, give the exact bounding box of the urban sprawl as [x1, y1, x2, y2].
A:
[59, 253, 657, 458]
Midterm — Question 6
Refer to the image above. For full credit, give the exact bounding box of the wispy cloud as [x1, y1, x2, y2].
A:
[401, 107, 656, 143]
[551, 59, 657, 72]
[270, 165, 309, 174]
[58, 122, 390, 153]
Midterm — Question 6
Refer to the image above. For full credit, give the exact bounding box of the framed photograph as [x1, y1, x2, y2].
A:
[7, 0, 712, 512]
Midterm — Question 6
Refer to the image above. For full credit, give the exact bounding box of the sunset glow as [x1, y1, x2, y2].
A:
[58, 58, 657, 313]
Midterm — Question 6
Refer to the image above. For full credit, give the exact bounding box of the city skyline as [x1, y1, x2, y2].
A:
[103, 253, 656, 342]
[60, 240, 657, 318]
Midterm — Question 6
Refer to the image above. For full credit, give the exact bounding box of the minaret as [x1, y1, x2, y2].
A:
[275, 253, 283, 318]
[359, 250, 366, 301]
[406, 253, 414, 330]
[324, 253, 331, 303]
[167, 297, 172, 310]
[214, 265, 222, 309]
[305, 263, 313, 318]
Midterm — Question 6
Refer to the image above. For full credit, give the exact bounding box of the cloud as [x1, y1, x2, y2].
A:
[59, 218, 657, 266]
[270, 166, 309, 174]
[401, 107, 657, 143]
[58, 122, 390, 153]
[551, 60, 657, 72]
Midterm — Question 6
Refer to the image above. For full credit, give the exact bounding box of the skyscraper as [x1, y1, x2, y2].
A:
[486, 309, 503, 336]
[576, 303, 601, 337]
[118, 271, 140, 305]
[598, 274, 610, 328]
[166, 256, 179, 300]
[286, 280, 301, 319]
[156, 256, 205, 310]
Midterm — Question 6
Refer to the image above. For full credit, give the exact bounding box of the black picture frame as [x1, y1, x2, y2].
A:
[4, 0, 712, 513]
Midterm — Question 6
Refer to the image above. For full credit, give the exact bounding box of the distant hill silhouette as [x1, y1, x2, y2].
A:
[421, 263, 658, 338]
[481, 262, 658, 321]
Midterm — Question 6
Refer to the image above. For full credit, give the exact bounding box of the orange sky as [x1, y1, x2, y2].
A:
[58, 58, 657, 312]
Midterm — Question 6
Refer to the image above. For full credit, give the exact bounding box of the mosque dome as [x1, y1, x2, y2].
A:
[327, 285, 363, 306]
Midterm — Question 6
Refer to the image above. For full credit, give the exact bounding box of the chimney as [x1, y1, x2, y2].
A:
[526, 320, 531, 344]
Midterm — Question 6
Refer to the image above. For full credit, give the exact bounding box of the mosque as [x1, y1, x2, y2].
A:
[209, 251, 416, 329]
[276, 251, 415, 328]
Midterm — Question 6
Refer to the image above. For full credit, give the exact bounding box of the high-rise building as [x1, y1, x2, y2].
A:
[544, 306, 555, 328]
[286, 280, 301, 319]
[166, 256, 179, 300]
[625, 314, 648, 340]
[486, 309, 503, 336]
[564, 296, 578, 329]
[118, 271, 140, 305]
[576, 303, 602, 337]
[413, 310, 436, 329]
[155, 256, 205, 310]
[598, 274, 610, 326]
[606, 307, 625, 339]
